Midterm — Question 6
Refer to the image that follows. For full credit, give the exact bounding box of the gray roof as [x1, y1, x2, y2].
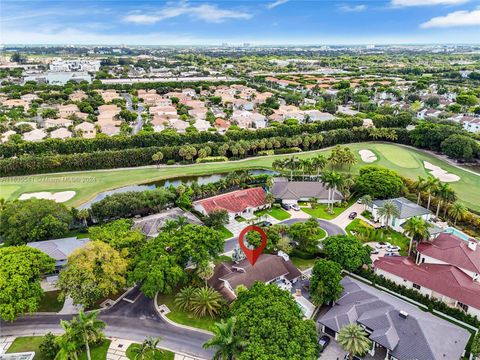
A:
[318, 277, 469, 360]
[27, 237, 89, 261]
[271, 178, 344, 201]
[132, 207, 202, 237]
[373, 197, 430, 219]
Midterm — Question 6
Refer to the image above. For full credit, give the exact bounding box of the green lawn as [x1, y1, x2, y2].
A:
[216, 225, 234, 240]
[78, 340, 111, 360]
[126, 344, 174, 360]
[37, 290, 64, 313]
[290, 256, 319, 271]
[7, 336, 110, 360]
[156, 292, 217, 332]
[7, 336, 46, 360]
[254, 207, 291, 220]
[2, 142, 479, 211]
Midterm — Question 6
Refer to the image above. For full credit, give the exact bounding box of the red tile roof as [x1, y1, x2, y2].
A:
[374, 256, 480, 309]
[194, 187, 267, 214]
[417, 233, 480, 274]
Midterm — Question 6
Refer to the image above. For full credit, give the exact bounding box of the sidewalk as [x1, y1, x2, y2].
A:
[0, 337, 15, 355]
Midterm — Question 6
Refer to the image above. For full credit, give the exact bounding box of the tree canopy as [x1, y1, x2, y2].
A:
[229, 283, 319, 360]
[0, 246, 55, 321]
[309, 259, 343, 306]
[354, 166, 404, 199]
[0, 199, 72, 245]
[322, 235, 371, 272]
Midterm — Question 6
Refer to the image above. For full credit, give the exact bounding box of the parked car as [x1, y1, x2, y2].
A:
[281, 203, 291, 210]
[370, 249, 379, 255]
[386, 245, 401, 252]
[318, 335, 330, 352]
[385, 252, 401, 257]
[344, 354, 363, 360]
[375, 242, 392, 249]
[257, 221, 272, 227]
[290, 204, 301, 211]
[348, 212, 358, 220]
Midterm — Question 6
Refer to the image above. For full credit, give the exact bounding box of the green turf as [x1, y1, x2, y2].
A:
[254, 207, 291, 220]
[78, 340, 111, 360]
[156, 293, 217, 332]
[290, 257, 319, 271]
[3, 142, 479, 211]
[7, 336, 47, 360]
[37, 290, 64, 313]
[216, 225, 234, 240]
[125, 344, 174, 360]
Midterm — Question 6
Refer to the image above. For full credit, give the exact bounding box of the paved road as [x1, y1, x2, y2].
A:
[122, 93, 144, 135]
[223, 216, 345, 253]
[0, 292, 213, 359]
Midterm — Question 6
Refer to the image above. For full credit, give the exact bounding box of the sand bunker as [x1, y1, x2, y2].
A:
[19, 191, 76, 203]
[424, 162, 460, 182]
[359, 149, 377, 163]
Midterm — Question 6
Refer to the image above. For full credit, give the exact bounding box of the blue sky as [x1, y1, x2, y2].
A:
[2, 0, 480, 45]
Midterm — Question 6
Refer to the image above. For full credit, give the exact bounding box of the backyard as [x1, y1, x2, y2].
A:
[2, 142, 479, 211]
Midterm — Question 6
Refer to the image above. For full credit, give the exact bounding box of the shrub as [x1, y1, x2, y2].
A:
[166, 159, 175, 165]
[274, 147, 302, 155]
[196, 156, 228, 163]
[40, 332, 59, 359]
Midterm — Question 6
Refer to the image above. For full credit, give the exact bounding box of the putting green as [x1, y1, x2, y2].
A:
[1, 142, 479, 211]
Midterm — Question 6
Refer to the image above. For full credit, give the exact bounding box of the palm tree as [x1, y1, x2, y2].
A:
[359, 195, 373, 211]
[338, 324, 371, 360]
[162, 219, 178, 234]
[203, 317, 246, 360]
[151, 151, 164, 168]
[190, 287, 223, 318]
[55, 322, 81, 360]
[75, 311, 105, 360]
[175, 215, 189, 228]
[197, 262, 215, 286]
[300, 159, 312, 180]
[284, 156, 300, 180]
[77, 209, 90, 227]
[424, 176, 440, 211]
[403, 217, 432, 256]
[328, 171, 343, 210]
[448, 202, 467, 225]
[174, 286, 196, 311]
[132, 337, 161, 360]
[377, 200, 400, 228]
[413, 176, 426, 205]
[265, 193, 275, 207]
[434, 183, 457, 218]
[311, 154, 327, 179]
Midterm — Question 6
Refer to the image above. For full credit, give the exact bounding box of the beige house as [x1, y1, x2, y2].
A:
[56, 104, 79, 118]
[98, 90, 121, 103]
[23, 129, 47, 142]
[69, 90, 87, 101]
[44, 118, 73, 129]
[75, 122, 96, 138]
[50, 127, 72, 139]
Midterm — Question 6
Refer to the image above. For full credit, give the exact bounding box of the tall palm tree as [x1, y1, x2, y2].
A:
[75, 311, 105, 360]
[284, 156, 300, 180]
[311, 154, 327, 179]
[403, 217, 432, 256]
[203, 317, 246, 360]
[338, 324, 371, 360]
[424, 176, 440, 211]
[359, 195, 373, 211]
[448, 202, 467, 225]
[162, 219, 178, 235]
[413, 176, 426, 205]
[77, 209, 90, 227]
[190, 287, 223, 318]
[197, 262, 215, 286]
[434, 183, 457, 218]
[132, 337, 161, 360]
[328, 171, 343, 210]
[377, 200, 400, 228]
[55, 322, 81, 360]
[151, 151, 164, 168]
[175, 215, 189, 229]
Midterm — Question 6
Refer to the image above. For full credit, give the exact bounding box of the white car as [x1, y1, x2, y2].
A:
[375, 242, 392, 249]
[386, 245, 401, 252]
[290, 204, 301, 211]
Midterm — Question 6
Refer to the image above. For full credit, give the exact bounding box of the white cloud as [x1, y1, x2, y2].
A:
[339, 4, 367, 12]
[421, 8, 480, 27]
[124, 2, 252, 24]
[266, 0, 289, 10]
[392, 0, 468, 6]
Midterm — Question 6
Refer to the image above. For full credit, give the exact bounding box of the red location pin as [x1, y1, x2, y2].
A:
[238, 225, 267, 266]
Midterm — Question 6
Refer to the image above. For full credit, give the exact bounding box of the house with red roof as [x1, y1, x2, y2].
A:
[193, 187, 268, 222]
[374, 233, 480, 318]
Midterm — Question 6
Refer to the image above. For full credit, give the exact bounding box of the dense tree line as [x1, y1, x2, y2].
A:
[0, 118, 362, 158]
[0, 127, 403, 175]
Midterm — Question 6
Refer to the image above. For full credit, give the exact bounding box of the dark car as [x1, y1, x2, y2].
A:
[344, 355, 363, 360]
[318, 335, 330, 352]
[281, 203, 291, 210]
[348, 212, 358, 220]
[385, 252, 401, 257]
[257, 221, 272, 227]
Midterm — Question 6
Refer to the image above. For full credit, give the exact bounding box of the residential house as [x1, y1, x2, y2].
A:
[193, 187, 268, 222]
[44, 118, 73, 129]
[69, 90, 87, 102]
[368, 197, 431, 233]
[75, 122, 96, 138]
[318, 277, 469, 360]
[214, 118, 230, 133]
[1, 130, 16, 143]
[304, 110, 335, 122]
[98, 89, 120, 103]
[208, 253, 301, 302]
[169, 119, 189, 133]
[374, 233, 480, 318]
[50, 127, 72, 139]
[56, 104, 79, 118]
[337, 105, 359, 116]
[271, 178, 343, 205]
[2, 99, 29, 109]
[27, 237, 89, 271]
[23, 128, 47, 142]
[193, 119, 210, 132]
[462, 117, 480, 133]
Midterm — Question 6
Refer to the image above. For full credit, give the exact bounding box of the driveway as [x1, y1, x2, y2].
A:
[318, 334, 346, 359]
[330, 202, 364, 229]
[0, 290, 214, 359]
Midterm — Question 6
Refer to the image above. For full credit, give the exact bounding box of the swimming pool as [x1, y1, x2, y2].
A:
[444, 227, 471, 241]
